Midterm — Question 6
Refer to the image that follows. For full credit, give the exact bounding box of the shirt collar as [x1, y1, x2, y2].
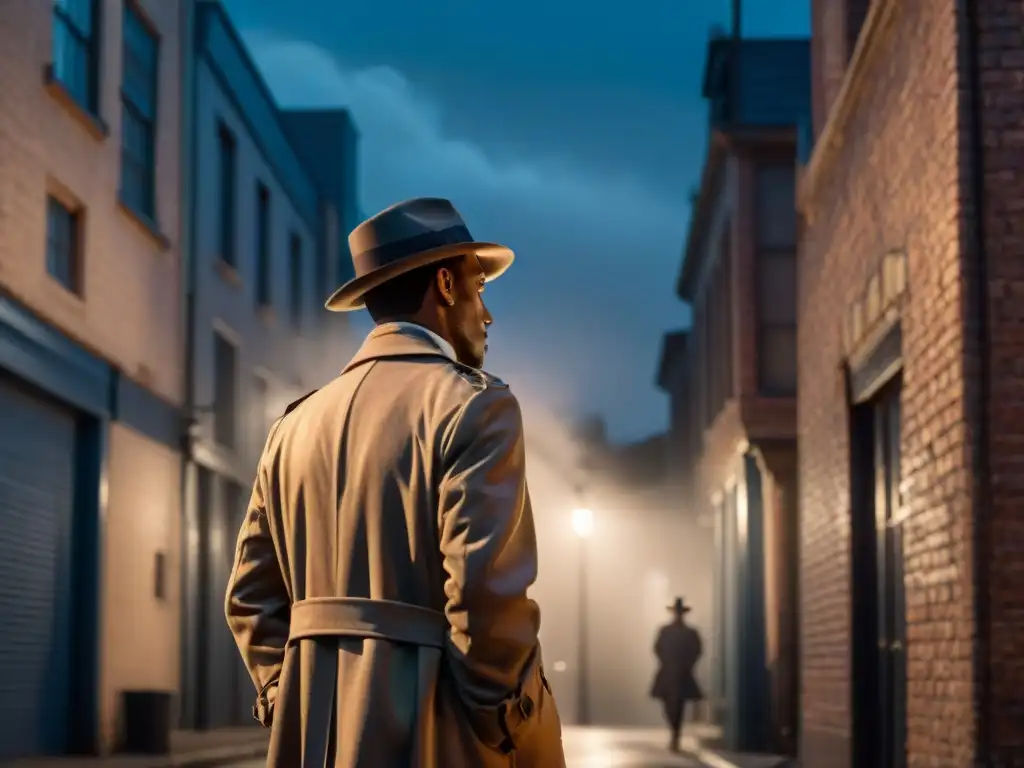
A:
[379, 321, 457, 362]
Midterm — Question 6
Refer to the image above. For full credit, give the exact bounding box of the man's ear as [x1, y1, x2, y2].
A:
[436, 267, 456, 306]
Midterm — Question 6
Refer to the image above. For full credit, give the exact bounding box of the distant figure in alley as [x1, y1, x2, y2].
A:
[650, 597, 704, 753]
[224, 198, 565, 767]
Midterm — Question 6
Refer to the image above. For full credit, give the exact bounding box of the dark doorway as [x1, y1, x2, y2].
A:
[193, 466, 213, 729]
[850, 376, 906, 768]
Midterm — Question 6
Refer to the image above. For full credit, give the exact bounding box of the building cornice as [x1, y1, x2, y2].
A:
[797, 0, 900, 216]
[676, 131, 728, 301]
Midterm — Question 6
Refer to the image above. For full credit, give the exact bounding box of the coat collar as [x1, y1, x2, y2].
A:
[342, 323, 455, 374]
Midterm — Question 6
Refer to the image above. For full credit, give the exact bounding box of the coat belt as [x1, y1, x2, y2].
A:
[288, 596, 448, 648]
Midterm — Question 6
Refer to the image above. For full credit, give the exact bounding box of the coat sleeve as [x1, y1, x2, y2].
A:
[224, 444, 291, 727]
[438, 384, 545, 750]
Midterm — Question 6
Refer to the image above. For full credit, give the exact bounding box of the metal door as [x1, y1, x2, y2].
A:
[874, 383, 906, 768]
[0, 375, 78, 757]
[198, 470, 248, 728]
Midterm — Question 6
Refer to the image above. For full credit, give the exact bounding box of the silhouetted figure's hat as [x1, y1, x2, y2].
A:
[326, 197, 515, 312]
[668, 597, 692, 615]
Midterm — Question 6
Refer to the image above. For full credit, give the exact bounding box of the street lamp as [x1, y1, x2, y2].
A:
[571, 507, 594, 726]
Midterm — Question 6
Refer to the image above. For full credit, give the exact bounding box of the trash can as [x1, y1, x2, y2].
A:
[122, 690, 173, 755]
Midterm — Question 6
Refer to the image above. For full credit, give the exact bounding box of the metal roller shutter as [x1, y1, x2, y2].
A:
[0, 375, 78, 758]
[197, 470, 249, 728]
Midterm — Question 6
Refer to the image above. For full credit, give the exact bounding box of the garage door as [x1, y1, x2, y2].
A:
[0, 375, 78, 758]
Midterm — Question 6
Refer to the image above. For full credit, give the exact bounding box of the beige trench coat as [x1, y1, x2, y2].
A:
[225, 324, 565, 767]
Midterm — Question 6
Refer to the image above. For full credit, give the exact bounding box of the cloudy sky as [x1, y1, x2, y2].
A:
[224, 0, 809, 442]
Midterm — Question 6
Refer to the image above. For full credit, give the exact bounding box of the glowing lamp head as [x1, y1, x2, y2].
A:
[571, 507, 594, 538]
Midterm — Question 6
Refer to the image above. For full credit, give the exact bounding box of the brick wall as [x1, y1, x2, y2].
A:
[973, 0, 1024, 761]
[798, 1, 975, 766]
[0, 0, 182, 405]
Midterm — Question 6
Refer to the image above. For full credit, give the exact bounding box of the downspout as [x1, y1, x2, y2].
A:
[178, 0, 200, 727]
[963, 0, 991, 762]
[182, 2, 199, 455]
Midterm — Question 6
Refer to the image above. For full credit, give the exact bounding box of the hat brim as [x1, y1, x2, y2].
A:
[325, 242, 515, 312]
[668, 604, 692, 613]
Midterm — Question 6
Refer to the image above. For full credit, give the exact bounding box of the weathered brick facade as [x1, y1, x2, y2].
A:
[799, 0, 1024, 765]
[0, 0, 182, 404]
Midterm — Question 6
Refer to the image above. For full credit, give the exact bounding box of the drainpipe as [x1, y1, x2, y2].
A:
[963, 0, 991, 762]
[177, 0, 201, 729]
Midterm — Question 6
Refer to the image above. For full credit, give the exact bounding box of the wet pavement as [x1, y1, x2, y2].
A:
[223, 727, 706, 767]
[561, 727, 705, 766]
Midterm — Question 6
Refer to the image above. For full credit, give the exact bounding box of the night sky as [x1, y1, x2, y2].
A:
[223, 0, 810, 441]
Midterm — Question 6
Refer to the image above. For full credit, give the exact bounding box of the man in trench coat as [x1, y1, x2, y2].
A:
[225, 197, 565, 767]
[650, 597, 704, 753]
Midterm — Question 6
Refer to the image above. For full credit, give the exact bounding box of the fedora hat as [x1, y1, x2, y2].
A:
[668, 597, 692, 614]
[326, 197, 515, 312]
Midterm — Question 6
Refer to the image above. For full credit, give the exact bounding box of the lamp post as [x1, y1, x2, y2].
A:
[571, 507, 594, 726]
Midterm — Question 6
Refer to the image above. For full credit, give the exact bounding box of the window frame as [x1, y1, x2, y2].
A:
[255, 182, 272, 307]
[51, 0, 102, 113]
[45, 194, 83, 295]
[118, 1, 160, 220]
[754, 165, 797, 251]
[755, 247, 798, 396]
[217, 120, 238, 266]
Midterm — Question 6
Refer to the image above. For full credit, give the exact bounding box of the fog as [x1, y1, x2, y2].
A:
[330, 313, 714, 728]
[528, 449, 714, 726]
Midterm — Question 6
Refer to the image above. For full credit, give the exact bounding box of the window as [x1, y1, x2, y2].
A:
[52, 0, 100, 112]
[757, 250, 797, 394]
[715, 226, 733, 409]
[755, 166, 796, 250]
[289, 232, 303, 331]
[213, 332, 237, 448]
[255, 183, 271, 306]
[217, 121, 237, 266]
[46, 195, 82, 293]
[119, 3, 158, 219]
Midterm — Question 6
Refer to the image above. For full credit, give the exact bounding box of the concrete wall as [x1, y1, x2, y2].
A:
[100, 424, 182, 751]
